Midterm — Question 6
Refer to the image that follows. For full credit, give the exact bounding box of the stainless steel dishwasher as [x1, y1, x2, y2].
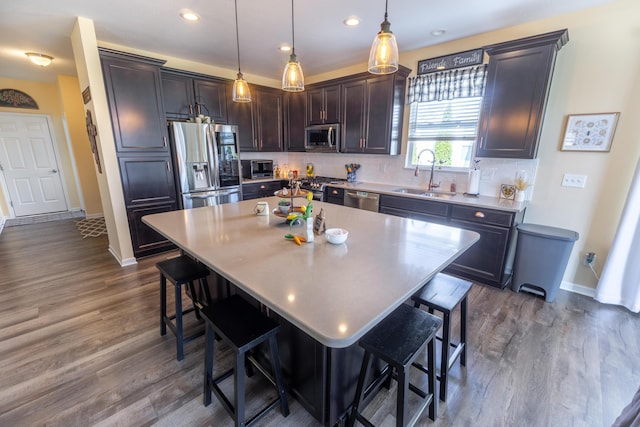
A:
[344, 190, 380, 212]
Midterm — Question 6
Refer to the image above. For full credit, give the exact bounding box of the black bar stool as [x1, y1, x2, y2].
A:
[411, 273, 472, 401]
[348, 303, 442, 427]
[202, 294, 289, 427]
[157, 255, 211, 361]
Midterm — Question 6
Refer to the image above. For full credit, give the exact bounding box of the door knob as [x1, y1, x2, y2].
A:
[50, 169, 58, 173]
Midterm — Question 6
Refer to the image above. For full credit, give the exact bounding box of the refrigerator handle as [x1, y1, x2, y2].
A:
[209, 127, 221, 189]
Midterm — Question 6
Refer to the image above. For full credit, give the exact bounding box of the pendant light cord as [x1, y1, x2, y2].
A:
[384, 0, 389, 20]
[291, 0, 296, 55]
[234, 0, 242, 73]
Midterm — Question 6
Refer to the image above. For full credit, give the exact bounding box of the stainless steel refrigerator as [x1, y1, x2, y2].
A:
[169, 122, 242, 209]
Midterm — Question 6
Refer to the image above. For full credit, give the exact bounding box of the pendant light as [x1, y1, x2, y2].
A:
[232, 0, 251, 102]
[282, 0, 304, 92]
[368, 0, 399, 75]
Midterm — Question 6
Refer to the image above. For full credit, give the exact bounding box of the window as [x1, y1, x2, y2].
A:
[405, 65, 487, 170]
[407, 96, 482, 170]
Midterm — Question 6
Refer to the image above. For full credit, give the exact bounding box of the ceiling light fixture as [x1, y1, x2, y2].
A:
[368, 0, 399, 75]
[25, 52, 53, 67]
[282, 0, 304, 92]
[278, 44, 291, 52]
[431, 29, 446, 37]
[180, 10, 200, 21]
[344, 16, 360, 27]
[232, 0, 251, 102]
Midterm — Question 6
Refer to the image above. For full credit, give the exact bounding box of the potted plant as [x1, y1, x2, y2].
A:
[278, 199, 291, 214]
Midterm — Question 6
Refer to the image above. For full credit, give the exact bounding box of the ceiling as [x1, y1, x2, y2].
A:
[1, 0, 615, 84]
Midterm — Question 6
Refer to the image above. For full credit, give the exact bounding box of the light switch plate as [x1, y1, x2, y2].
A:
[562, 173, 587, 188]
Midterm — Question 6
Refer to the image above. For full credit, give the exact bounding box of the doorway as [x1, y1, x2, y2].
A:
[0, 113, 69, 217]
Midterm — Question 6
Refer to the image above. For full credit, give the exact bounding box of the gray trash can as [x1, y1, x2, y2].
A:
[511, 223, 579, 302]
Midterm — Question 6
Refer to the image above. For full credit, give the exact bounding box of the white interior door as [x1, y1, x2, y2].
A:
[0, 114, 68, 216]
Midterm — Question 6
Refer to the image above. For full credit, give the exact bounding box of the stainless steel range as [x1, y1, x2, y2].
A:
[298, 176, 346, 201]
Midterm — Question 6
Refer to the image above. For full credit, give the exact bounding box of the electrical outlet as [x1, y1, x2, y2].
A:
[584, 252, 596, 265]
[562, 173, 587, 188]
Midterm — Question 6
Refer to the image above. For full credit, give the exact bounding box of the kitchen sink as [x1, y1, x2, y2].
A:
[392, 188, 456, 198]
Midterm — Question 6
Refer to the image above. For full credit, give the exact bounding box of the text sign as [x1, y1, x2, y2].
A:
[417, 49, 484, 75]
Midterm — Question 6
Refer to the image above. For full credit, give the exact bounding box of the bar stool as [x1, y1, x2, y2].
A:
[157, 255, 211, 361]
[202, 294, 289, 427]
[411, 273, 472, 402]
[348, 303, 442, 427]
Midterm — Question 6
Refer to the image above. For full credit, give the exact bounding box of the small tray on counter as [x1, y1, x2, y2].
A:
[272, 206, 304, 219]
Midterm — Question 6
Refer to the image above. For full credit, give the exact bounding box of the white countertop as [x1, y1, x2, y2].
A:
[143, 197, 479, 348]
[330, 181, 527, 213]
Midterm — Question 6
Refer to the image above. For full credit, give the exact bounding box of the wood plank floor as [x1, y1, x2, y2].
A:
[0, 219, 638, 426]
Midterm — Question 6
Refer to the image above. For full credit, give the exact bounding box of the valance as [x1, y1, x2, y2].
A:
[407, 65, 487, 104]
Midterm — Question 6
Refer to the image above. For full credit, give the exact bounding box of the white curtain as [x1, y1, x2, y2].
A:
[595, 157, 640, 313]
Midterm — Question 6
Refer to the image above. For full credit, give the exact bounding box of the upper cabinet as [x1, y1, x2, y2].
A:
[476, 29, 569, 159]
[230, 85, 283, 153]
[161, 69, 228, 123]
[285, 91, 306, 152]
[307, 84, 340, 125]
[341, 66, 410, 155]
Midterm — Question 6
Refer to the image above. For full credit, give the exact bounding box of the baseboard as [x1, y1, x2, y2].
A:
[108, 245, 138, 267]
[85, 213, 105, 219]
[560, 280, 596, 299]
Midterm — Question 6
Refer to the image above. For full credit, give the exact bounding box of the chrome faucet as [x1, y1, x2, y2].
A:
[414, 149, 440, 190]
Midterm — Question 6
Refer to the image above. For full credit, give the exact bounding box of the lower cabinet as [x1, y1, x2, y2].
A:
[324, 186, 344, 205]
[127, 202, 177, 257]
[379, 194, 524, 288]
[242, 180, 285, 200]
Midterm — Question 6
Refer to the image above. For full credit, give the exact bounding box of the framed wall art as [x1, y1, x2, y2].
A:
[560, 112, 620, 152]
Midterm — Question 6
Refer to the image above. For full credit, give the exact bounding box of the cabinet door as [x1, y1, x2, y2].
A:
[341, 80, 366, 152]
[127, 202, 177, 258]
[446, 219, 510, 286]
[307, 88, 325, 125]
[255, 89, 283, 152]
[161, 72, 195, 119]
[363, 76, 393, 154]
[194, 79, 228, 124]
[323, 85, 341, 123]
[475, 29, 568, 159]
[227, 87, 256, 152]
[118, 157, 176, 205]
[102, 57, 168, 153]
[285, 91, 306, 152]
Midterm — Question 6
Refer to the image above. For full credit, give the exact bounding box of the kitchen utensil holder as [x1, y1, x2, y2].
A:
[347, 171, 357, 182]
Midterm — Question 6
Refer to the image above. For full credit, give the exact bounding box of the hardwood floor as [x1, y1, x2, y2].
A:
[0, 219, 638, 426]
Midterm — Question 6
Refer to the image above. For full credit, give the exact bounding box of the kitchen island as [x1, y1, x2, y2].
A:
[143, 197, 479, 425]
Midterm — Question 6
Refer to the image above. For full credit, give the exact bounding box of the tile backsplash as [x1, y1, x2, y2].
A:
[241, 152, 538, 201]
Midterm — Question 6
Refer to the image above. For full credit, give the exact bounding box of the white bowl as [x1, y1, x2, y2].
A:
[325, 228, 348, 244]
[278, 204, 291, 214]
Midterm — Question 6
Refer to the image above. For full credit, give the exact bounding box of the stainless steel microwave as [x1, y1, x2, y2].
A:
[305, 124, 340, 152]
[241, 159, 273, 179]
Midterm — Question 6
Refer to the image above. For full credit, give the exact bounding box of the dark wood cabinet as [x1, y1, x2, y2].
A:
[100, 48, 177, 258]
[307, 84, 340, 125]
[379, 194, 524, 288]
[324, 186, 344, 205]
[340, 67, 410, 155]
[284, 91, 306, 152]
[476, 29, 568, 159]
[242, 180, 284, 200]
[161, 69, 228, 123]
[229, 85, 283, 153]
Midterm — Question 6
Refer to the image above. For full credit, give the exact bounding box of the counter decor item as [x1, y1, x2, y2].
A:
[514, 170, 529, 202]
[306, 163, 315, 177]
[284, 191, 314, 243]
[499, 184, 516, 200]
[560, 112, 620, 152]
[345, 163, 361, 182]
[325, 228, 349, 244]
[465, 160, 480, 196]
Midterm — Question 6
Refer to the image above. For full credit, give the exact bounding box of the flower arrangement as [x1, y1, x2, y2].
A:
[286, 191, 313, 223]
[514, 177, 529, 191]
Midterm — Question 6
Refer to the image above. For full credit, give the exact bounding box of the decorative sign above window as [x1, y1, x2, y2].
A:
[417, 49, 484, 75]
[0, 89, 39, 109]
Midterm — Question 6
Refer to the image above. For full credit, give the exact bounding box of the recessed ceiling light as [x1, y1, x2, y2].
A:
[431, 30, 446, 36]
[279, 44, 292, 52]
[344, 16, 360, 27]
[25, 52, 53, 67]
[180, 9, 200, 21]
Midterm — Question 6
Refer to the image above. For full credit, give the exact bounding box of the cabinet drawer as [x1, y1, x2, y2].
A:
[379, 194, 449, 218]
[451, 205, 514, 227]
[242, 181, 283, 200]
[325, 186, 344, 200]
